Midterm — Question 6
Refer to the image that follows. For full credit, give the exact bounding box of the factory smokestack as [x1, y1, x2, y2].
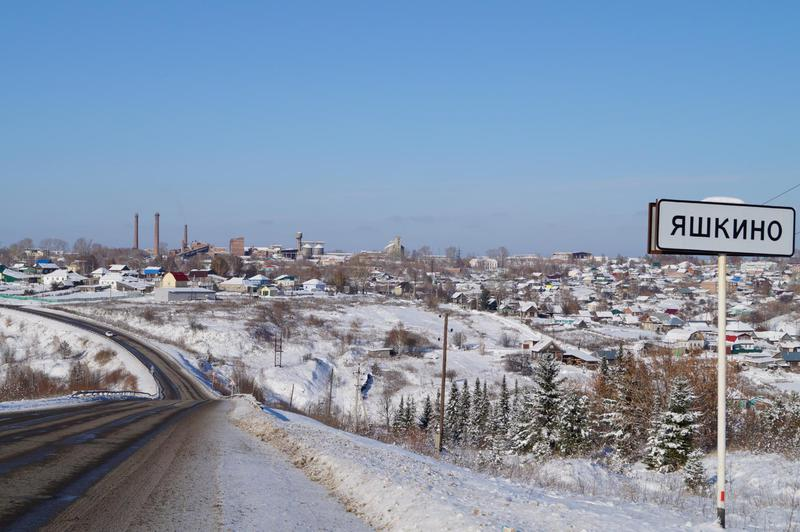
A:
[296, 231, 303, 260]
[183, 224, 188, 251]
[154, 212, 160, 258]
[133, 213, 139, 249]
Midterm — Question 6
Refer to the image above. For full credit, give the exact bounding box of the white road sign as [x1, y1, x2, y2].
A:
[651, 199, 795, 256]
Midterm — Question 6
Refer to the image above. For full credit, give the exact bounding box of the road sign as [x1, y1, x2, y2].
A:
[648, 199, 795, 256]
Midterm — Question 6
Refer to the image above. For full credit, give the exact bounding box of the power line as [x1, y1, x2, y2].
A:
[764, 183, 800, 205]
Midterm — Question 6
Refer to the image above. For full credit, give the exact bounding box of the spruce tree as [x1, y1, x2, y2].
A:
[457, 381, 472, 445]
[392, 396, 405, 433]
[445, 380, 461, 444]
[418, 394, 433, 431]
[557, 391, 590, 456]
[645, 377, 700, 472]
[683, 449, 707, 494]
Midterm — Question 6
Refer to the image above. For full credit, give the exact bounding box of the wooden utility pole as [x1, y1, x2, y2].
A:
[327, 368, 335, 418]
[353, 365, 363, 430]
[289, 383, 295, 409]
[437, 313, 449, 454]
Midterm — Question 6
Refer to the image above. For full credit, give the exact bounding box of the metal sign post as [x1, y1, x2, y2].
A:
[647, 197, 795, 528]
[716, 253, 727, 528]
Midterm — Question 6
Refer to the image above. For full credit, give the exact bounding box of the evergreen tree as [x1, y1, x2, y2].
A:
[498, 375, 511, 429]
[515, 354, 563, 454]
[404, 396, 417, 430]
[597, 353, 639, 465]
[392, 396, 405, 433]
[445, 380, 461, 444]
[469, 379, 491, 448]
[683, 449, 707, 494]
[557, 391, 590, 456]
[418, 394, 433, 431]
[457, 381, 472, 445]
[645, 377, 700, 472]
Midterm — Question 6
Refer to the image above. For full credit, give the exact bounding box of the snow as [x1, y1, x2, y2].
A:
[231, 397, 714, 531]
[0, 307, 158, 396]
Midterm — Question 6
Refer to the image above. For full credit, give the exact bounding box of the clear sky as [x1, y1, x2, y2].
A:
[2, 2, 799, 256]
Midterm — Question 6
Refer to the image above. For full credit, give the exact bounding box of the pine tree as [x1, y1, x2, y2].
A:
[418, 394, 433, 431]
[645, 377, 700, 472]
[683, 449, 707, 494]
[445, 380, 461, 444]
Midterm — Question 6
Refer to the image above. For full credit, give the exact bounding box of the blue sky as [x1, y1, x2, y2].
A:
[2, 2, 798, 256]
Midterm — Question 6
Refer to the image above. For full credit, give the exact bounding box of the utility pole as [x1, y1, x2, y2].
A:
[437, 313, 449, 454]
[327, 367, 335, 418]
[717, 254, 727, 528]
[274, 334, 283, 367]
[353, 365, 363, 431]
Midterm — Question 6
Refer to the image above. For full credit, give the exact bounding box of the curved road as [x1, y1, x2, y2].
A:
[0, 306, 213, 529]
[0, 306, 369, 532]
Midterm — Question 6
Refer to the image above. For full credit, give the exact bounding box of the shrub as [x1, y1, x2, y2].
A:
[94, 349, 115, 365]
[188, 318, 206, 332]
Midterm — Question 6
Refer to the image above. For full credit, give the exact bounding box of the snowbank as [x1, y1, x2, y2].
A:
[230, 397, 711, 531]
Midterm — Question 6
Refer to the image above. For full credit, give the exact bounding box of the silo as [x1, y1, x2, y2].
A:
[312, 243, 325, 257]
[301, 243, 313, 259]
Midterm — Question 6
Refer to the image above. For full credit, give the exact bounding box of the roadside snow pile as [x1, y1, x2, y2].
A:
[0, 307, 157, 396]
[230, 397, 711, 531]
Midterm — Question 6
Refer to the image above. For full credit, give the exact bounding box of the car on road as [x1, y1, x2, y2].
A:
[104, 331, 115, 337]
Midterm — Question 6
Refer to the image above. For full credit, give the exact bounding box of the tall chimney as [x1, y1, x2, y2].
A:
[296, 231, 303, 260]
[133, 213, 139, 249]
[183, 224, 188, 250]
[154, 212, 160, 257]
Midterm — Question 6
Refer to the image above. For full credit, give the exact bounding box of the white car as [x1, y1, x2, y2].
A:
[104, 331, 115, 338]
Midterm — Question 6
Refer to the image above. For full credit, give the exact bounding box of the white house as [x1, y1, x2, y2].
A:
[42, 269, 87, 288]
[302, 278, 326, 292]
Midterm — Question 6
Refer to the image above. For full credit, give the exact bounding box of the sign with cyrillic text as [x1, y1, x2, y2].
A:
[652, 199, 795, 256]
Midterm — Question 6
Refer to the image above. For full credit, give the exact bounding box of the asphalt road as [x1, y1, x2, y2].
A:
[0, 307, 369, 531]
[0, 307, 213, 530]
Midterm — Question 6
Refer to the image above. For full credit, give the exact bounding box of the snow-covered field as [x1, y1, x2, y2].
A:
[55, 295, 598, 419]
[0, 307, 157, 396]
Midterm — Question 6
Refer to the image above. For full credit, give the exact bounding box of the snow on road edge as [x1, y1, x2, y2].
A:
[230, 397, 710, 532]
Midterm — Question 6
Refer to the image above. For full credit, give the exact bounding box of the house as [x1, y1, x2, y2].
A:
[42, 269, 86, 288]
[219, 277, 250, 293]
[258, 285, 282, 297]
[392, 281, 414, 297]
[780, 351, 800, 370]
[274, 274, 297, 290]
[161, 272, 189, 288]
[561, 350, 601, 368]
[518, 302, 538, 319]
[90, 267, 109, 279]
[593, 349, 620, 365]
[302, 278, 326, 293]
[529, 339, 565, 360]
[664, 328, 706, 352]
[248, 274, 270, 287]
[1, 268, 33, 283]
[109, 264, 131, 273]
[143, 266, 163, 278]
[98, 273, 150, 292]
